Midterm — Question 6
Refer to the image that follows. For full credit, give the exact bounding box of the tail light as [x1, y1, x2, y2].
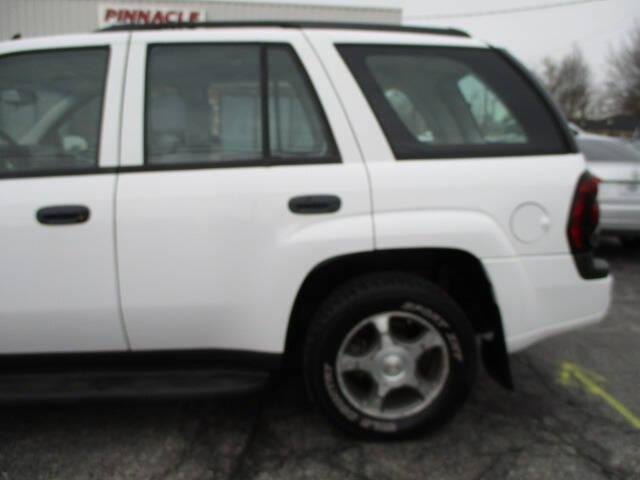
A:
[567, 172, 600, 253]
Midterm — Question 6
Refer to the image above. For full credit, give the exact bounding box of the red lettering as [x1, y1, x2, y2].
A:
[138, 11, 150, 24]
[151, 11, 165, 24]
[104, 9, 118, 21]
[122, 10, 135, 23]
[105, 8, 201, 25]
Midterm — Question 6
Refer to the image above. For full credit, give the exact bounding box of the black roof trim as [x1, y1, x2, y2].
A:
[98, 21, 470, 38]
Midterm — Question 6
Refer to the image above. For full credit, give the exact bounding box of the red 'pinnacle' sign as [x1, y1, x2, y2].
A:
[98, 3, 206, 28]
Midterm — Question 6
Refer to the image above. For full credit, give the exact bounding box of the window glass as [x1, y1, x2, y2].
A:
[146, 45, 262, 165]
[0, 49, 108, 174]
[578, 137, 640, 162]
[57, 97, 102, 156]
[384, 88, 434, 143]
[457, 74, 526, 144]
[146, 44, 338, 166]
[339, 45, 569, 159]
[268, 46, 337, 159]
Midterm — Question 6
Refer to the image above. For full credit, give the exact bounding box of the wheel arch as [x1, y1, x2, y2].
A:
[285, 248, 513, 389]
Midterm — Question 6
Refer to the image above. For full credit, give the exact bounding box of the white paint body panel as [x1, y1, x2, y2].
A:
[116, 166, 372, 351]
[483, 255, 611, 352]
[0, 176, 126, 353]
[0, 33, 129, 353]
[0, 27, 612, 357]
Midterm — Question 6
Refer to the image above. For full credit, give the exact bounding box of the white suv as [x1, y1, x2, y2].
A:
[0, 22, 611, 438]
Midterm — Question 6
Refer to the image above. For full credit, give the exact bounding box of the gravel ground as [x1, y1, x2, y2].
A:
[0, 240, 638, 480]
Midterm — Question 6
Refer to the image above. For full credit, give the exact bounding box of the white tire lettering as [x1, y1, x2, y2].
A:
[323, 364, 359, 421]
[402, 301, 464, 363]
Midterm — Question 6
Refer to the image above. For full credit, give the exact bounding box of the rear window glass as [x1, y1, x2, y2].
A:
[578, 137, 640, 162]
[338, 45, 569, 159]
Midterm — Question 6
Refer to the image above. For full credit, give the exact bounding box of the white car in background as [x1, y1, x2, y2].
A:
[577, 134, 640, 245]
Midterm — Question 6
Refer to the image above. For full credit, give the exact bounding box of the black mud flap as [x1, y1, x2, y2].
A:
[482, 327, 514, 390]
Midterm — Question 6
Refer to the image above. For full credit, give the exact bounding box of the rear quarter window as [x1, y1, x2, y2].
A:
[338, 45, 571, 160]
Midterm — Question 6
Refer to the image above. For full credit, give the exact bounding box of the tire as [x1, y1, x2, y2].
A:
[303, 272, 477, 440]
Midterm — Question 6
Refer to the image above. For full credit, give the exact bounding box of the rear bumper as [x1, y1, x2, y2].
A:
[482, 254, 612, 353]
[600, 202, 640, 234]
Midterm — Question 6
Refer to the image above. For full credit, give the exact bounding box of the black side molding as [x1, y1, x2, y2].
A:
[0, 349, 282, 375]
[0, 349, 281, 402]
[0, 369, 270, 402]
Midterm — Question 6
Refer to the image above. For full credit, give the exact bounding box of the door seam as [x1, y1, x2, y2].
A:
[113, 32, 133, 350]
[300, 29, 378, 249]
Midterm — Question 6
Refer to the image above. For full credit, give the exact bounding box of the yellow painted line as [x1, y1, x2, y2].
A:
[558, 362, 640, 430]
[558, 361, 606, 386]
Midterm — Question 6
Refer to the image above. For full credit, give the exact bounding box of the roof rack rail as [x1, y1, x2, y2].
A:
[98, 21, 470, 38]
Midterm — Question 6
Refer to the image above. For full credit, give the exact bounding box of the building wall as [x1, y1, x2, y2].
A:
[0, 0, 401, 40]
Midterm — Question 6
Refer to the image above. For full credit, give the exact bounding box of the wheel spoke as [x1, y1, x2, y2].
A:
[364, 378, 393, 413]
[404, 371, 435, 399]
[404, 329, 445, 360]
[337, 353, 359, 373]
[422, 329, 446, 350]
[376, 378, 393, 398]
[364, 393, 384, 412]
[370, 314, 395, 349]
[337, 350, 377, 374]
[414, 379, 436, 399]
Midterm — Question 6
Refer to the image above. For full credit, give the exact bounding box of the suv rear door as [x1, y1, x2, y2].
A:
[306, 30, 585, 338]
[116, 28, 372, 353]
[0, 33, 129, 353]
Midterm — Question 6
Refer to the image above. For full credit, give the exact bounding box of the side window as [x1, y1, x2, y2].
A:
[268, 46, 336, 159]
[384, 88, 434, 143]
[339, 45, 569, 159]
[457, 74, 526, 144]
[145, 44, 338, 166]
[146, 45, 262, 165]
[0, 48, 108, 174]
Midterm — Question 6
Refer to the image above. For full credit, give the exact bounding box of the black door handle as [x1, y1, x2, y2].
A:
[289, 195, 341, 214]
[36, 205, 90, 225]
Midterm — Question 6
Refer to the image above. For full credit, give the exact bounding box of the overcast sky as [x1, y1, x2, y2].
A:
[401, 0, 640, 84]
[293, 0, 639, 85]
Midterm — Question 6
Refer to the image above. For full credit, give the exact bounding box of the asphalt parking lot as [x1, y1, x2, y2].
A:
[0, 241, 638, 480]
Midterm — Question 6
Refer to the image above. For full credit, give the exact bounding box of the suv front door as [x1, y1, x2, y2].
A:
[0, 34, 129, 353]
